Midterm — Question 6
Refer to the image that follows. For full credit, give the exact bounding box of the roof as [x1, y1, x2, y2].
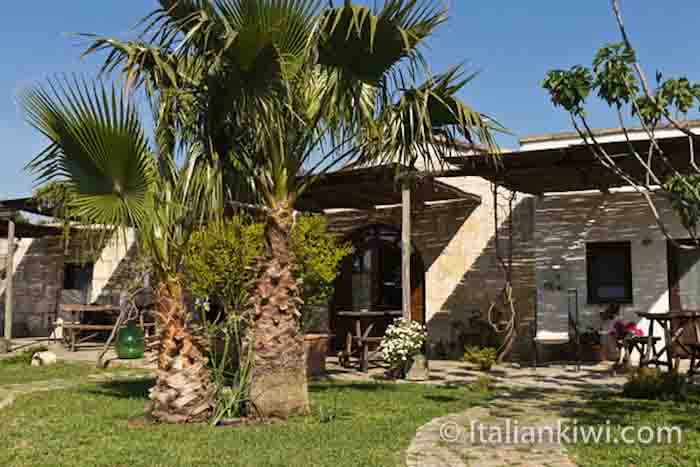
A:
[521, 120, 700, 147]
[449, 134, 698, 194]
[0, 197, 55, 217]
[0, 198, 69, 238]
[0, 220, 64, 239]
[297, 165, 482, 211]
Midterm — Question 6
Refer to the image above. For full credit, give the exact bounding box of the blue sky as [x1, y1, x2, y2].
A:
[1, 1, 699, 198]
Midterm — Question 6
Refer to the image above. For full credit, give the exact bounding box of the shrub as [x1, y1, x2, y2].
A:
[463, 346, 498, 371]
[291, 215, 352, 331]
[183, 215, 264, 316]
[622, 368, 688, 401]
[183, 213, 351, 330]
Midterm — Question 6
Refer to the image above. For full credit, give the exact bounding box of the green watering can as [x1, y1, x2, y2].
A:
[116, 321, 145, 359]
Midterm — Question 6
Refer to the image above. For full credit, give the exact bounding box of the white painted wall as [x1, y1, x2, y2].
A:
[535, 190, 690, 360]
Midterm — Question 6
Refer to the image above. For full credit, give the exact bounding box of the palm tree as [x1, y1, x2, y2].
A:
[27, 0, 501, 420]
[21, 79, 217, 423]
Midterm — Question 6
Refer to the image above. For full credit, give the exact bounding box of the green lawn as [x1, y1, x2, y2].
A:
[0, 359, 113, 386]
[0, 367, 490, 467]
[568, 394, 700, 467]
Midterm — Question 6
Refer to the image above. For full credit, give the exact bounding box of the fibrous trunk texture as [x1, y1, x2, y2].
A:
[146, 278, 215, 423]
[247, 205, 309, 419]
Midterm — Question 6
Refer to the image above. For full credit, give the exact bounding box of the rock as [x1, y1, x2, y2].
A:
[0, 338, 11, 354]
[31, 351, 57, 367]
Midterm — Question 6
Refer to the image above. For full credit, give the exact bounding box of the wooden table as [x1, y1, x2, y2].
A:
[59, 304, 121, 351]
[336, 311, 403, 372]
[636, 311, 700, 374]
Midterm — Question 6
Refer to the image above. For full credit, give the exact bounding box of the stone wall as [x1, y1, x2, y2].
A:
[534, 190, 688, 360]
[0, 236, 63, 337]
[325, 176, 536, 361]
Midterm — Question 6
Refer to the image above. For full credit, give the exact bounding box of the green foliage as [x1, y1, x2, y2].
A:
[544, 44, 700, 124]
[471, 375, 493, 393]
[622, 368, 688, 401]
[592, 42, 638, 106]
[664, 174, 700, 237]
[291, 215, 353, 330]
[463, 346, 498, 371]
[183, 214, 351, 330]
[183, 216, 263, 314]
[182, 217, 265, 423]
[542, 66, 593, 115]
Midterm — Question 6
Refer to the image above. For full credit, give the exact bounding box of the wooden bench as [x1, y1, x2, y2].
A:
[62, 322, 156, 352]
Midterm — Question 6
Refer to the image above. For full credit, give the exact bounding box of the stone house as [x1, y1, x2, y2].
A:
[7, 123, 696, 363]
[0, 227, 139, 338]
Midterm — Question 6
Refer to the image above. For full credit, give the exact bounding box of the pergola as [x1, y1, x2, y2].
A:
[447, 135, 694, 194]
[0, 165, 480, 352]
[299, 164, 482, 323]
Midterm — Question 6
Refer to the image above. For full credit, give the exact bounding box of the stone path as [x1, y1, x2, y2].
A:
[326, 358, 626, 393]
[406, 386, 591, 467]
[0, 370, 152, 411]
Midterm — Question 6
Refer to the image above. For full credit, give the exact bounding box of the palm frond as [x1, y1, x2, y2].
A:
[20, 77, 155, 230]
[318, 0, 446, 84]
[358, 67, 504, 171]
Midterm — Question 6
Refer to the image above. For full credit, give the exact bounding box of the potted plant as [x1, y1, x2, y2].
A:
[302, 304, 332, 377]
[579, 327, 605, 362]
[609, 320, 644, 368]
[380, 318, 428, 379]
[463, 346, 498, 371]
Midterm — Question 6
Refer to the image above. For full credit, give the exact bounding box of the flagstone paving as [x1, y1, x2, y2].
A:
[406, 389, 583, 467]
[406, 386, 593, 467]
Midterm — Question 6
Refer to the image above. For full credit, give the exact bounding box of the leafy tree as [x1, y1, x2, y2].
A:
[543, 0, 700, 240]
[26, 0, 500, 419]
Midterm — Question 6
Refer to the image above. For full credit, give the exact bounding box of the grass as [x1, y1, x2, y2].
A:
[0, 358, 117, 386]
[568, 393, 700, 467]
[0, 369, 490, 467]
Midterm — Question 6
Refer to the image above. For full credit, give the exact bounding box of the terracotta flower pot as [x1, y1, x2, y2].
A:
[304, 333, 329, 377]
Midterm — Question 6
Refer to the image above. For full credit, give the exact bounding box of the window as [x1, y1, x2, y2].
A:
[63, 263, 94, 291]
[586, 242, 632, 304]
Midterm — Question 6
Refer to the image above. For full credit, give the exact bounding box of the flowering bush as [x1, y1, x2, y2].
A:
[380, 318, 427, 371]
[609, 320, 644, 340]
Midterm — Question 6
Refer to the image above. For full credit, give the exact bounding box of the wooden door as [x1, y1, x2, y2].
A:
[667, 240, 700, 350]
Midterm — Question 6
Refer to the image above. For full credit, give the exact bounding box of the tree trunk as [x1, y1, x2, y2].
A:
[146, 278, 215, 423]
[247, 204, 310, 419]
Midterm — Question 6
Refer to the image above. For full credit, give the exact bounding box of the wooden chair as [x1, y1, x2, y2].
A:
[339, 320, 383, 372]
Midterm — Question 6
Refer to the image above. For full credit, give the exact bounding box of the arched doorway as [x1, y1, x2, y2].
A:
[330, 224, 425, 350]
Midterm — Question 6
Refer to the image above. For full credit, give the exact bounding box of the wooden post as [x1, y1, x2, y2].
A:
[4, 220, 15, 343]
[402, 183, 412, 321]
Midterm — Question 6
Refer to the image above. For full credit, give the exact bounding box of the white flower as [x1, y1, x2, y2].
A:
[380, 318, 427, 368]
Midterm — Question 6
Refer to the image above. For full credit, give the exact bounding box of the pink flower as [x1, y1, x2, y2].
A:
[609, 320, 644, 338]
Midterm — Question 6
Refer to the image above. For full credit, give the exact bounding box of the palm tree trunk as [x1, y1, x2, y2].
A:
[146, 278, 215, 423]
[248, 205, 310, 419]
